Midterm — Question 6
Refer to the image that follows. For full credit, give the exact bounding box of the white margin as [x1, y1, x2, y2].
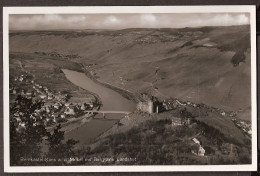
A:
[3, 5, 258, 172]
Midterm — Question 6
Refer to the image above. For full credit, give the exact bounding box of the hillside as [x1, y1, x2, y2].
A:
[9, 25, 251, 114]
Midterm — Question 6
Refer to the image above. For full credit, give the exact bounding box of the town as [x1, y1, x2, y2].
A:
[10, 73, 100, 132]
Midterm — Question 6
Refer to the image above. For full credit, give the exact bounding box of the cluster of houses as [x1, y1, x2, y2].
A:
[171, 118, 191, 127]
[232, 119, 252, 136]
[164, 98, 233, 119]
[10, 73, 96, 131]
[11, 75, 65, 102]
[162, 99, 179, 110]
[135, 35, 160, 44]
[34, 51, 81, 60]
[28, 101, 94, 127]
[85, 63, 97, 68]
[134, 33, 177, 44]
[14, 74, 27, 82]
[10, 87, 33, 99]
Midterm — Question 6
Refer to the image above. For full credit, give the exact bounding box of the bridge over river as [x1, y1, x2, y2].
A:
[63, 69, 135, 145]
[85, 110, 131, 118]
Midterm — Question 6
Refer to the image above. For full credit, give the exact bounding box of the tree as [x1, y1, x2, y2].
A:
[46, 124, 79, 162]
[10, 95, 47, 166]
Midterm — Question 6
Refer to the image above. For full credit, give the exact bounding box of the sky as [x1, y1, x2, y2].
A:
[9, 13, 250, 30]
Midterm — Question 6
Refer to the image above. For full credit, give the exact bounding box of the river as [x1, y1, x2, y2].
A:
[62, 69, 136, 145]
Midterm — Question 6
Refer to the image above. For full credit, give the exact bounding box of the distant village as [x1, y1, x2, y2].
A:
[10, 73, 98, 132]
[34, 51, 81, 60]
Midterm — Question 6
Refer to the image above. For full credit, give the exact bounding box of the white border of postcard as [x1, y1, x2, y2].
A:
[3, 5, 257, 172]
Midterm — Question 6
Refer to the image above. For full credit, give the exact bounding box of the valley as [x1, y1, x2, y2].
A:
[9, 25, 252, 165]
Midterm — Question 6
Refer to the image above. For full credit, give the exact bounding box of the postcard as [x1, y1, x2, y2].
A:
[3, 6, 257, 172]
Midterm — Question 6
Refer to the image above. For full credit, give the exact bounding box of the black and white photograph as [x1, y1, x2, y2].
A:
[3, 6, 257, 172]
